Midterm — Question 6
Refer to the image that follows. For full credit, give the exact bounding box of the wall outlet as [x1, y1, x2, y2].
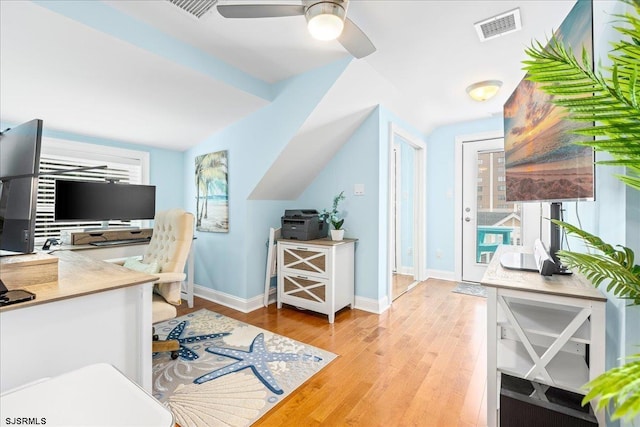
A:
[436, 249, 443, 259]
[354, 184, 365, 196]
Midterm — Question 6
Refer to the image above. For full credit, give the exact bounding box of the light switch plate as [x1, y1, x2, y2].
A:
[354, 184, 365, 196]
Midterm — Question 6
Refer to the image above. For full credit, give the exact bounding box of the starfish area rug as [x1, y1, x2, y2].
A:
[152, 309, 336, 426]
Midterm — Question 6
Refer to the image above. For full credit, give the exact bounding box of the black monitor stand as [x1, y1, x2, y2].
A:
[0, 278, 36, 307]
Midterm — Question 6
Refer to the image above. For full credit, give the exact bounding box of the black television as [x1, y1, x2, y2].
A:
[502, 0, 594, 274]
[54, 180, 156, 227]
[0, 119, 43, 255]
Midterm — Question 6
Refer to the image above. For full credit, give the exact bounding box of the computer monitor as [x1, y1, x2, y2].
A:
[0, 119, 43, 255]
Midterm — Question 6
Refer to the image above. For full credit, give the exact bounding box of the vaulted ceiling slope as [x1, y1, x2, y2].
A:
[1, 1, 578, 154]
[0, 0, 271, 150]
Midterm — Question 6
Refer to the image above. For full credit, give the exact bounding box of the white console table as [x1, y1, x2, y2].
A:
[482, 245, 606, 426]
[277, 238, 355, 323]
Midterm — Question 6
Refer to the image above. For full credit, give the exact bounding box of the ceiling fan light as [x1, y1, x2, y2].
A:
[306, 2, 345, 41]
[466, 80, 503, 101]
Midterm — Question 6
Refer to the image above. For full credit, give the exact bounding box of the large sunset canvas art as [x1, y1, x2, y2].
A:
[504, 0, 594, 202]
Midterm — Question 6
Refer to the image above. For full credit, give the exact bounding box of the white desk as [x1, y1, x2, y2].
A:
[0, 251, 156, 393]
[482, 245, 606, 426]
[0, 363, 174, 426]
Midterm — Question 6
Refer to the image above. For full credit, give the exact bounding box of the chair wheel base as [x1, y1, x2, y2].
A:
[171, 351, 179, 360]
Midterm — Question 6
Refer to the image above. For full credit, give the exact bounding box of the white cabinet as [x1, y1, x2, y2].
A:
[277, 238, 355, 323]
[483, 245, 606, 427]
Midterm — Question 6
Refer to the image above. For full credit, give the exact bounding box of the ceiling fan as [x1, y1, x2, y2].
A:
[217, 0, 376, 59]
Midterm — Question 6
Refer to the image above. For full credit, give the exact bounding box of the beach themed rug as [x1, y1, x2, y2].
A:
[152, 309, 336, 426]
[451, 282, 487, 298]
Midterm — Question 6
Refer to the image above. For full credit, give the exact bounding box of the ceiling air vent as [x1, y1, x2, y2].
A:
[167, 0, 217, 19]
[474, 8, 521, 42]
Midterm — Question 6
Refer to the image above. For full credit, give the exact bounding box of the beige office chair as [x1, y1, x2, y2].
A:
[144, 209, 194, 359]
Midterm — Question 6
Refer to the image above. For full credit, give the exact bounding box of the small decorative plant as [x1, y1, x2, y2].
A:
[321, 191, 346, 230]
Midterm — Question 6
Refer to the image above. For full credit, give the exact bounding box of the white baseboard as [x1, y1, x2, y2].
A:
[194, 284, 390, 316]
[426, 269, 456, 282]
[396, 266, 414, 276]
[193, 284, 265, 313]
[354, 295, 390, 314]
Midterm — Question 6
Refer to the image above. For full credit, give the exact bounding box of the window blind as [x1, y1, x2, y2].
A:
[35, 139, 149, 242]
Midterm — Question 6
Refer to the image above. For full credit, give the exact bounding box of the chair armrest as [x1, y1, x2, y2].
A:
[152, 272, 186, 306]
[152, 272, 186, 284]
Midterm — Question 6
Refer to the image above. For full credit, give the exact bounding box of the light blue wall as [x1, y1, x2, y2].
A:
[295, 106, 426, 303]
[0, 121, 185, 212]
[297, 108, 381, 300]
[426, 116, 503, 272]
[183, 58, 352, 300]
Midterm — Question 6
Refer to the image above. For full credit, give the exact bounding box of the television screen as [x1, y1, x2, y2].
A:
[504, 0, 594, 203]
[0, 119, 43, 254]
[54, 180, 156, 222]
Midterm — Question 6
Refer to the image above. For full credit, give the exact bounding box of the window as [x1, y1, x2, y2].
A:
[498, 185, 506, 191]
[497, 175, 505, 182]
[477, 185, 484, 193]
[497, 157, 505, 164]
[36, 138, 150, 242]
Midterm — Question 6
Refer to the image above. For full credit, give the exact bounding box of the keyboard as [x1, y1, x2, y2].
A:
[89, 238, 150, 247]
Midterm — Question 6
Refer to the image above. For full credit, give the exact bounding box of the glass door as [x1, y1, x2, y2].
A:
[462, 139, 523, 282]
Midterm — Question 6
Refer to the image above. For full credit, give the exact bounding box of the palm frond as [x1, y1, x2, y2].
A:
[582, 355, 640, 421]
[552, 220, 640, 304]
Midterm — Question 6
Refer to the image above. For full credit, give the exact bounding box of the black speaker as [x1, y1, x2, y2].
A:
[500, 374, 598, 427]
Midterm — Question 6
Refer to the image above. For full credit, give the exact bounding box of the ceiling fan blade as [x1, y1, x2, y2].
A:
[338, 18, 376, 59]
[217, 4, 305, 18]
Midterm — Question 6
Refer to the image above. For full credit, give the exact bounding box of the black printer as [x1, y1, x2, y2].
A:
[281, 209, 328, 240]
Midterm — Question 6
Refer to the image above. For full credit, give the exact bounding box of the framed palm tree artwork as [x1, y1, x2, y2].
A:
[195, 150, 228, 232]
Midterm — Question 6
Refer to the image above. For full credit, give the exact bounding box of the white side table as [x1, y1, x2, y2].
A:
[482, 245, 606, 427]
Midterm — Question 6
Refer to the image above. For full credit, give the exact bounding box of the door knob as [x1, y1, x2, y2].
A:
[465, 217, 471, 222]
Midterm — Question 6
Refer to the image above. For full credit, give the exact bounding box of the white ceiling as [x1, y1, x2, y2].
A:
[0, 0, 578, 151]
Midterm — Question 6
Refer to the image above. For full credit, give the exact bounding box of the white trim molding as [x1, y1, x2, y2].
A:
[354, 295, 390, 314]
[426, 269, 456, 282]
[387, 123, 427, 308]
[194, 285, 265, 313]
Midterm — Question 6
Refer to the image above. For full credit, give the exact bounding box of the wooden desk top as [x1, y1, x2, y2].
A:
[481, 245, 606, 302]
[0, 251, 157, 313]
[277, 237, 357, 246]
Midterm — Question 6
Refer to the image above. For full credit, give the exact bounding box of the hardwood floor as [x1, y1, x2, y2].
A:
[176, 278, 487, 426]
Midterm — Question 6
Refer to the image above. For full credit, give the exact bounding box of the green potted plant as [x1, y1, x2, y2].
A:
[524, 0, 640, 421]
[321, 191, 346, 241]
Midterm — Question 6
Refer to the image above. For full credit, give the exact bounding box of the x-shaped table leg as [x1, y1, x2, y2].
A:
[498, 295, 591, 384]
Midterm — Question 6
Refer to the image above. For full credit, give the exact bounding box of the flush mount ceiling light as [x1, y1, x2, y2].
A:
[466, 80, 503, 101]
[305, 2, 346, 41]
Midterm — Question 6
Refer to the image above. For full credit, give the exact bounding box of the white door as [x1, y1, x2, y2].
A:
[461, 138, 528, 282]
